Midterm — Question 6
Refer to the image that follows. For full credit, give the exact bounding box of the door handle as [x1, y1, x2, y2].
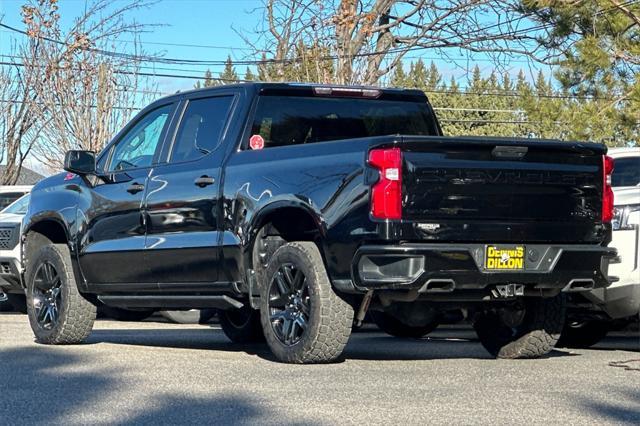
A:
[194, 175, 215, 188]
[127, 182, 145, 194]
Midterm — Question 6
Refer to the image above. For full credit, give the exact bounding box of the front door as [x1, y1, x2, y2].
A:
[79, 103, 175, 287]
[144, 95, 235, 288]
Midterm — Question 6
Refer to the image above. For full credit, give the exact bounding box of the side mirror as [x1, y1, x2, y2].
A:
[64, 150, 96, 175]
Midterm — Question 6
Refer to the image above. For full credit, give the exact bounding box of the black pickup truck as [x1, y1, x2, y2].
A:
[21, 83, 616, 363]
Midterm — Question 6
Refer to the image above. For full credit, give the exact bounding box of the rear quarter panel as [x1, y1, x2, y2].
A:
[222, 137, 390, 283]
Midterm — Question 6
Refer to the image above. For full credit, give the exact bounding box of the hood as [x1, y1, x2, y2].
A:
[0, 213, 24, 225]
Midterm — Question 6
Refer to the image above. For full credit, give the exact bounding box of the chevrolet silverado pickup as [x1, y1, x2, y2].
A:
[21, 83, 617, 363]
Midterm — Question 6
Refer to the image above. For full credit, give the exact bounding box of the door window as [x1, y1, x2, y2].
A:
[109, 104, 173, 172]
[170, 96, 234, 163]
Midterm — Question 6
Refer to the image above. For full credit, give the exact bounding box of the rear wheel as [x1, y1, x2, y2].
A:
[26, 242, 96, 344]
[259, 242, 354, 364]
[473, 294, 566, 359]
[370, 310, 440, 338]
[219, 305, 264, 343]
[556, 320, 610, 349]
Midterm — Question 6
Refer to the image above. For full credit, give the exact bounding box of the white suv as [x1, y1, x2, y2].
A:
[0, 193, 31, 312]
[560, 148, 640, 347]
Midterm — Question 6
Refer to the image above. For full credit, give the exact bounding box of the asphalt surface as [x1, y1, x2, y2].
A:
[0, 313, 638, 425]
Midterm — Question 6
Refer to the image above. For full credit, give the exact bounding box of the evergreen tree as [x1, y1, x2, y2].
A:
[390, 63, 407, 87]
[219, 56, 238, 84]
[194, 69, 216, 89]
[426, 61, 441, 90]
[244, 67, 255, 82]
[408, 59, 428, 89]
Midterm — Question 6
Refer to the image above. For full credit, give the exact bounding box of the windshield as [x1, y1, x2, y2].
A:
[2, 194, 30, 215]
[611, 156, 640, 187]
[250, 95, 439, 148]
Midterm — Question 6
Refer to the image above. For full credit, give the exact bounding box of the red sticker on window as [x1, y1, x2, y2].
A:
[249, 134, 265, 150]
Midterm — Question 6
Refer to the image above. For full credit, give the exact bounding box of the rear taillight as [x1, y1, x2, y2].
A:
[602, 155, 614, 223]
[368, 147, 402, 220]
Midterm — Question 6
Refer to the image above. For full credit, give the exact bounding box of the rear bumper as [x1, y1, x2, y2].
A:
[352, 243, 617, 292]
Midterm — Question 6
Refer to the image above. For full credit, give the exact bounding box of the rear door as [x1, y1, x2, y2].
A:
[79, 103, 176, 287]
[143, 94, 236, 288]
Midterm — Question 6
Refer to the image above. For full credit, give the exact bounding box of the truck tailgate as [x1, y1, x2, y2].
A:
[398, 136, 607, 243]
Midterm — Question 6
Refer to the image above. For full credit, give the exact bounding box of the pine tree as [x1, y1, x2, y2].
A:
[244, 67, 255, 82]
[426, 61, 441, 90]
[408, 59, 428, 89]
[390, 63, 407, 87]
[204, 69, 216, 87]
[219, 55, 238, 84]
[194, 69, 216, 89]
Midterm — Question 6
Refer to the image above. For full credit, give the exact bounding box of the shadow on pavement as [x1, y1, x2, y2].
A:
[88, 328, 277, 359]
[0, 346, 310, 424]
[578, 386, 640, 424]
[0, 346, 114, 423]
[86, 326, 582, 362]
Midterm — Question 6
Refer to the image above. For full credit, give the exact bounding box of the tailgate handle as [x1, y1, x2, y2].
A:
[492, 146, 528, 159]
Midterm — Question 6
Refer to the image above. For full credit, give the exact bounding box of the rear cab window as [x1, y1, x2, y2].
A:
[248, 89, 440, 149]
[170, 96, 234, 163]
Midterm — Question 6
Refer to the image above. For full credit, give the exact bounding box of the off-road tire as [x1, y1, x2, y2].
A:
[473, 294, 566, 359]
[219, 306, 264, 343]
[26, 242, 96, 344]
[99, 305, 154, 322]
[370, 310, 440, 338]
[556, 320, 610, 349]
[6, 293, 28, 314]
[259, 242, 354, 364]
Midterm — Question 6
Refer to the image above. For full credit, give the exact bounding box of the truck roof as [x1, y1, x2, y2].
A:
[157, 82, 428, 104]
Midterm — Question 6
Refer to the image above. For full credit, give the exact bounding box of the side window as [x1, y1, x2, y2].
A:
[109, 104, 173, 172]
[170, 96, 233, 163]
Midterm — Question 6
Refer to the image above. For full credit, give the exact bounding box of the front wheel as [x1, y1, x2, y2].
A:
[26, 242, 96, 344]
[259, 242, 354, 364]
[473, 294, 566, 359]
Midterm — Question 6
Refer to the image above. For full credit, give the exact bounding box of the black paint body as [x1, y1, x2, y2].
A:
[22, 83, 615, 307]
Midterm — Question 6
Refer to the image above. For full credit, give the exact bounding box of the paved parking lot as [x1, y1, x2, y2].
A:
[0, 313, 638, 425]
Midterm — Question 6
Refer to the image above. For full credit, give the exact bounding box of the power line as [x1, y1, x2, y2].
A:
[0, 60, 252, 83]
[1, 0, 635, 69]
[2, 58, 620, 100]
[0, 18, 551, 67]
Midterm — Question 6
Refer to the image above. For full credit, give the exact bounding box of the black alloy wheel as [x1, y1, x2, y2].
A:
[32, 261, 63, 330]
[268, 263, 310, 346]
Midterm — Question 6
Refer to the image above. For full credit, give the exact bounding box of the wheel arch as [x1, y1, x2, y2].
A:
[22, 217, 85, 291]
[245, 202, 327, 279]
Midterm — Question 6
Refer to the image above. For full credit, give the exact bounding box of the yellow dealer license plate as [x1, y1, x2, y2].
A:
[485, 245, 525, 270]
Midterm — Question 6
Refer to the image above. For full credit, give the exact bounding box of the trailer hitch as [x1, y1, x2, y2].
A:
[492, 284, 525, 299]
